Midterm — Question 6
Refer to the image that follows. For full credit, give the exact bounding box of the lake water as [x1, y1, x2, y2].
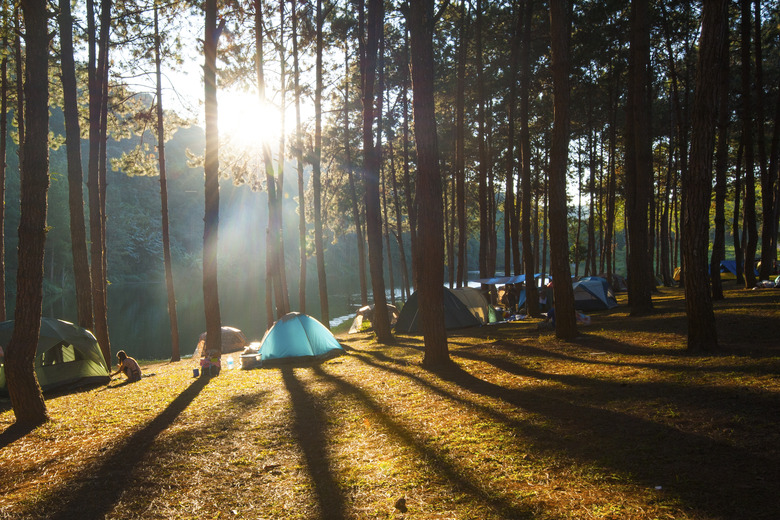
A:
[39, 275, 408, 360]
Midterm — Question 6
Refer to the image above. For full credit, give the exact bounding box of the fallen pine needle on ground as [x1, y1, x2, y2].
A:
[1, 287, 778, 520]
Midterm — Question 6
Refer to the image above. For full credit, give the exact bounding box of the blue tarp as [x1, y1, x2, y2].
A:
[718, 260, 757, 276]
[470, 273, 543, 285]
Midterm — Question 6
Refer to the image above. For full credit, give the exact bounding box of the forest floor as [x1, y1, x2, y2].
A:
[1, 286, 779, 520]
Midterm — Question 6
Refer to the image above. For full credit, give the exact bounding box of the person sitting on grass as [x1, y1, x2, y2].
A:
[111, 350, 142, 383]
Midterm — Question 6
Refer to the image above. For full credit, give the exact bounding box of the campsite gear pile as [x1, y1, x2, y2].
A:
[0, 317, 110, 394]
[200, 350, 221, 376]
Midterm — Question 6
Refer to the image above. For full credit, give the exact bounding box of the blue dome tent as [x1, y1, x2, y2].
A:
[242, 313, 344, 368]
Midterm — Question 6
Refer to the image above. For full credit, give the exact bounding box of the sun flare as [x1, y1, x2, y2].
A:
[218, 90, 280, 150]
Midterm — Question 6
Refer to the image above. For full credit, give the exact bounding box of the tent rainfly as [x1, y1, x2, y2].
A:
[571, 278, 618, 311]
[395, 288, 482, 333]
[243, 313, 343, 368]
[0, 318, 110, 394]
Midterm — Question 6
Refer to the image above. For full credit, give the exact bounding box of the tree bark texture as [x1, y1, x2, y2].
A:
[684, 0, 726, 352]
[455, 0, 467, 288]
[6, 0, 50, 427]
[313, 0, 330, 327]
[292, 2, 307, 315]
[87, 0, 112, 366]
[154, 4, 180, 361]
[625, 0, 654, 315]
[203, 0, 222, 355]
[58, 0, 94, 332]
[548, 0, 577, 340]
[0, 2, 9, 322]
[520, 0, 538, 316]
[409, 0, 448, 366]
[740, 0, 757, 288]
[361, 0, 392, 342]
[710, 21, 730, 301]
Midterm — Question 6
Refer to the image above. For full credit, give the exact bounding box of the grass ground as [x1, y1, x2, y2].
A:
[1, 286, 778, 520]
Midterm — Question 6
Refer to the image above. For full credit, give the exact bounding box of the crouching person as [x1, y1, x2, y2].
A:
[111, 350, 142, 382]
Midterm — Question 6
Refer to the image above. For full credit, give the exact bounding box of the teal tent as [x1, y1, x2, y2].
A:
[395, 288, 482, 333]
[250, 313, 343, 367]
[0, 318, 110, 394]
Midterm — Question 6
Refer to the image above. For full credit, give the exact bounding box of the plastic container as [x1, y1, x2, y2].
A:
[226, 356, 235, 370]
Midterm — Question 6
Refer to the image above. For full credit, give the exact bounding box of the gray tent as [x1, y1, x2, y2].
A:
[572, 278, 618, 311]
[0, 318, 110, 394]
[395, 288, 481, 333]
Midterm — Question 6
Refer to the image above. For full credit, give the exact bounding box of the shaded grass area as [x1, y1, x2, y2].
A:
[1, 287, 778, 519]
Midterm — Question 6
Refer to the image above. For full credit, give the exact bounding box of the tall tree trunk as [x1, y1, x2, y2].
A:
[684, 0, 726, 352]
[455, 0, 468, 287]
[604, 66, 618, 288]
[487, 118, 497, 277]
[408, 0, 448, 365]
[506, 1, 521, 276]
[377, 22, 393, 304]
[382, 164, 395, 305]
[740, 0, 757, 288]
[587, 127, 597, 276]
[13, 3, 23, 175]
[476, 0, 489, 279]
[447, 169, 455, 287]
[256, 0, 281, 329]
[520, 0, 538, 316]
[710, 23, 730, 301]
[388, 138, 410, 301]
[6, 0, 49, 427]
[660, 131, 673, 286]
[541, 172, 548, 278]
[575, 149, 583, 276]
[313, 0, 329, 327]
[292, 0, 306, 314]
[548, 0, 576, 339]
[344, 49, 368, 307]
[58, 0, 93, 331]
[754, 0, 772, 281]
[361, 0, 391, 342]
[625, 0, 654, 315]
[0, 1, 6, 322]
[771, 84, 780, 264]
[401, 31, 417, 289]
[203, 0, 223, 356]
[87, 0, 112, 366]
[732, 142, 744, 284]
[154, 3, 180, 361]
[276, 0, 291, 315]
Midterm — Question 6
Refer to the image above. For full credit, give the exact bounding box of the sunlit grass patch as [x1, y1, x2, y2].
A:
[1, 287, 778, 519]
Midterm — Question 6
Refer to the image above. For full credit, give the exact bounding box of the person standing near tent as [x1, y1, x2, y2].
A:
[111, 350, 142, 382]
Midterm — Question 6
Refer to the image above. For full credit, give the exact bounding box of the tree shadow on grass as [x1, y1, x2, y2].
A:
[348, 346, 780, 520]
[0, 421, 39, 450]
[27, 376, 212, 520]
[433, 361, 780, 519]
[281, 367, 347, 520]
[310, 365, 537, 520]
